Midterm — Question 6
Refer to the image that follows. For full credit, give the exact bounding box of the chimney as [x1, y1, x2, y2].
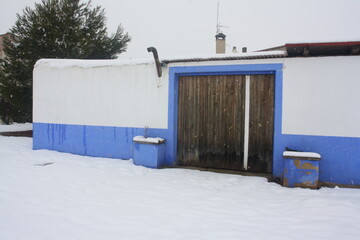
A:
[215, 32, 226, 54]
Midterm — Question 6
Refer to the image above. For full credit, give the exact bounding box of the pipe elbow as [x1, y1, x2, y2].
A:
[147, 47, 162, 77]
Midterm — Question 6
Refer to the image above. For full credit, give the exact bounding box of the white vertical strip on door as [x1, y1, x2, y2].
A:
[243, 75, 251, 170]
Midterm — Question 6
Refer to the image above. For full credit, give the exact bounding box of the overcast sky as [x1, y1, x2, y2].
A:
[1, 0, 360, 59]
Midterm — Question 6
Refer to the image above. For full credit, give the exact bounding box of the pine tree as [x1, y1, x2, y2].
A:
[0, 0, 131, 123]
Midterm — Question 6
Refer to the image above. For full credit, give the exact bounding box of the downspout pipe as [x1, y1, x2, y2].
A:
[147, 47, 162, 77]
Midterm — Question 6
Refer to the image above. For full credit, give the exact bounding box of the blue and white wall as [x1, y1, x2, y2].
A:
[280, 56, 360, 185]
[33, 56, 360, 185]
[33, 59, 173, 164]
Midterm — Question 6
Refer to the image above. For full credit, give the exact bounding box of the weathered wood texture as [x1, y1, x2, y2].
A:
[248, 74, 275, 172]
[177, 74, 274, 172]
[178, 75, 245, 170]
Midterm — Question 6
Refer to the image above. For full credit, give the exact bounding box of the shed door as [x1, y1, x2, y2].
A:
[177, 74, 274, 172]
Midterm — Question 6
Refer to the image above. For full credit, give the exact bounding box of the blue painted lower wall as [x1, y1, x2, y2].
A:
[34, 122, 360, 185]
[274, 134, 360, 185]
[33, 123, 175, 166]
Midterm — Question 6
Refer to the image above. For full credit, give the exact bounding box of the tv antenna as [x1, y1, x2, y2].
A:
[216, 2, 229, 34]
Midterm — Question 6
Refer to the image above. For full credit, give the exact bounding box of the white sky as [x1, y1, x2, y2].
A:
[1, 0, 360, 59]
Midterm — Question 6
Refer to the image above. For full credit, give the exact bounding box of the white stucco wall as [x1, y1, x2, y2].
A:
[34, 56, 360, 138]
[281, 56, 360, 138]
[33, 60, 169, 129]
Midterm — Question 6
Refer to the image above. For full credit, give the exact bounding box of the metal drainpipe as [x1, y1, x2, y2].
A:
[147, 47, 162, 77]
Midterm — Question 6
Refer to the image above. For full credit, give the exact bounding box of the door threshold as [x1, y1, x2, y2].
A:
[167, 166, 274, 181]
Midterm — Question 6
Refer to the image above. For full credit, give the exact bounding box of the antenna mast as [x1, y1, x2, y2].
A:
[216, 2, 228, 34]
[216, 2, 220, 34]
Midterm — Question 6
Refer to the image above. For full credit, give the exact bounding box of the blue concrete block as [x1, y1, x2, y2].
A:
[133, 142, 165, 168]
[283, 157, 320, 189]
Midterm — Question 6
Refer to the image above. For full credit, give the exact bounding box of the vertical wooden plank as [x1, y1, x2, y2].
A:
[178, 75, 246, 170]
[248, 74, 275, 172]
[177, 76, 185, 164]
[198, 76, 207, 164]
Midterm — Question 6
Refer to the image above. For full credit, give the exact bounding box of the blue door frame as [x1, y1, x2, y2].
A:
[167, 63, 284, 176]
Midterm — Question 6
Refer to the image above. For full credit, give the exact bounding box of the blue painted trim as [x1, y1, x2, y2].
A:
[273, 68, 284, 178]
[168, 63, 284, 171]
[169, 64, 282, 76]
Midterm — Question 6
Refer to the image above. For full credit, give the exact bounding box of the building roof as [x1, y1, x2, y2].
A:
[35, 40, 360, 68]
[36, 52, 287, 68]
[163, 40, 360, 64]
[162, 51, 287, 64]
[285, 41, 360, 57]
[258, 41, 360, 57]
[256, 45, 286, 52]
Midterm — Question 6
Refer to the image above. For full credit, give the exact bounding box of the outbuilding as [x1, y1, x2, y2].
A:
[33, 41, 360, 186]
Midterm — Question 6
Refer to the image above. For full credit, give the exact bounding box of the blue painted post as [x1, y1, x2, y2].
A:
[133, 136, 166, 168]
[283, 151, 321, 189]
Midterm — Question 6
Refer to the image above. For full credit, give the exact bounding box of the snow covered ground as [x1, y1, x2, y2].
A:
[1, 134, 360, 240]
[0, 122, 32, 132]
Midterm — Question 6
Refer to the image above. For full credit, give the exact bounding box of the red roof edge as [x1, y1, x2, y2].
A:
[285, 41, 360, 47]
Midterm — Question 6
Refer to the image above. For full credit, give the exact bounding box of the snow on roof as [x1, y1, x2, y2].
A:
[35, 58, 154, 69]
[35, 51, 287, 69]
[162, 51, 287, 63]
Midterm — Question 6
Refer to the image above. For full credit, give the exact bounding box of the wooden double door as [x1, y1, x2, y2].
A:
[177, 74, 274, 172]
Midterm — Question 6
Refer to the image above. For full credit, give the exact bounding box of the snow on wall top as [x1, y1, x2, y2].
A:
[161, 51, 286, 59]
[35, 58, 154, 69]
[133, 136, 166, 144]
[162, 51, 287, 63]
[35, 51, 286, 69]
[283, 151, 321, 159]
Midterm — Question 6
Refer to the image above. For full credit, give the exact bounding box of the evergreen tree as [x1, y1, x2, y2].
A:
[0, 0, 131, 123]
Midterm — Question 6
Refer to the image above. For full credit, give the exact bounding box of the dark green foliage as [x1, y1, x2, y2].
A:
[0, 0, 131, 123]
